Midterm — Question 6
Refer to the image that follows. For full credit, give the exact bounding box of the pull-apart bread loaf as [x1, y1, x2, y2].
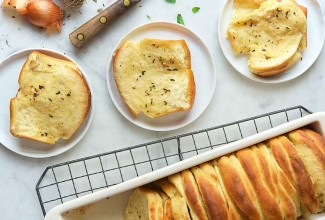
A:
[113, 38, 195, 118]
[227, 0, 307, 76]
[10, 51, 91, 144]
[124, 128, 325, 219]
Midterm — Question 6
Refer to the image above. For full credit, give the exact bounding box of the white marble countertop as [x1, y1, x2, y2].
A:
[0, 0, 325, 219]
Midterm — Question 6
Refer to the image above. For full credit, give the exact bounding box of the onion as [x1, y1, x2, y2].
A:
[25, 0, 63, 33]
[2, 0, 63, 34]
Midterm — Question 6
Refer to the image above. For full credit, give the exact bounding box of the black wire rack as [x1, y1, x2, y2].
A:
[36, 105, 312, 216]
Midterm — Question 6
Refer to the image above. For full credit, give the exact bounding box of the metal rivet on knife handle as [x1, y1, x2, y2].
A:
[69, 0, 142, 49]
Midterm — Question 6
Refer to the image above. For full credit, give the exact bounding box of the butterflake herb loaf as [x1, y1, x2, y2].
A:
[113, 38, 195, 118]
[227, 0, 307, 76]
[10, 51, 91, 144]
[124, 128, 325, 219]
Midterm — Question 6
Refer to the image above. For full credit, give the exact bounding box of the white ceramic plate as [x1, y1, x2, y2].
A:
[0, 48, 94, 158]
[107, 21, 217, 131]
[218, 0, 325, 83]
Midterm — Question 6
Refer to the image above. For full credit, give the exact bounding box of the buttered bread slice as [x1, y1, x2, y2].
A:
[10, 51, 91, 144]
[113, 38, 195, 118]
[227, 0, 307, 76]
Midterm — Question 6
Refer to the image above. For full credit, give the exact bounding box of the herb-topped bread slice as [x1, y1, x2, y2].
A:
[227, 0, 307, 76]
[113, 38, 195, 118]
[10, 51, 91, 144]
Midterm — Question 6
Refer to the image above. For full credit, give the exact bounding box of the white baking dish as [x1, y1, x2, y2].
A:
[44, 112, 325, 220]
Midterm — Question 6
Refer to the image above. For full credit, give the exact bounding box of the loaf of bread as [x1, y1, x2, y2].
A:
[113, 38, 195, 118]
[10, 51, 91, 144]
[227, 0, 307, 76]
[124, 128, 325, 219]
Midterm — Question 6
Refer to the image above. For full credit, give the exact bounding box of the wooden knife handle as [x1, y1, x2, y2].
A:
[69, 0, 142, 48]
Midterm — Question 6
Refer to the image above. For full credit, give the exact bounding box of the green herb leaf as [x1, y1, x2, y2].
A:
[177, 14, 185, 25]
[192, 7, 200, 13]
[147, 15, 151, 19]
[165, 0, 176, 3]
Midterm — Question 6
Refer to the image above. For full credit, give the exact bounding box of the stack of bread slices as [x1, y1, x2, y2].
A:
[227, 0, 307, 76]
[124, 128, 325, 219]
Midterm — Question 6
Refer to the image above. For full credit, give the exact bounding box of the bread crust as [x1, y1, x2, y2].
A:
[10, 51, 91, 144]
[255, 143, 298, 219]
[153, 179, 191, 220]
[269, 136, 319, 215]
[236, 147, 284, 219]
[124, 187, 163, 220]
[191, 164, 228, 220]
[303, 128, 325, 158]
[113, 38, 195, 118]
[218, 155, 264, 220]
[211, 160, 244, 220]
[288, 130, 325, 212]
[168, 172, 209, 220]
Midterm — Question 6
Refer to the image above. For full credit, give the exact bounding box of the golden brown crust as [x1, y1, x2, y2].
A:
[186, 69, 196, 110]
[218, 155, 264, 220]
[191, 164, 228, 220]
[113, 42, 139, 117]
[163, 199, 173, 220]
[182, 170, 209, 220]
[255, 143, 298, 219]
[289, 130, 325, 174]
[236, 147, 283, 219]
[211, 160, 244, 220]
[303, 129, 325, 159]
[288, 129, 325, 212]
[269, 136, 319, 215]
[179, 39, 192, 68]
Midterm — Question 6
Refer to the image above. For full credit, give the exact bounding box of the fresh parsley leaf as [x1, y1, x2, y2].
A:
[147, 15, 151, 19]
[177, 14, 185, 25]
[165, 0, 176, 3]
[192, 7, 200, 13]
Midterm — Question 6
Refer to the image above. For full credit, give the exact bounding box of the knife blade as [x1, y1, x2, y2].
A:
[69, 0, 142, 48]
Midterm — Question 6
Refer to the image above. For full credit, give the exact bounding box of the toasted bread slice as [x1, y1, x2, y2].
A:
[124, 187, 163, 220]
[113, 38, 195, 118]
[227, 0, 307, 76]
[10, 51, 91, 144]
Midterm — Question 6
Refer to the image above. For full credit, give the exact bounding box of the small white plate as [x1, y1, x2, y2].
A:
[218, 0, 325, 83]
[106, 21, 217, 131]
[0, 48, 94, 158]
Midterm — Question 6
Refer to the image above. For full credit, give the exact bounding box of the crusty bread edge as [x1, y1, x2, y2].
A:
[250, 51, 302, 76]
[9, 51, 92, 145]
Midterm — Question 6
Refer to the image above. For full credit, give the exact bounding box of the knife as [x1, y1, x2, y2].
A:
[69, 0, 142, 48]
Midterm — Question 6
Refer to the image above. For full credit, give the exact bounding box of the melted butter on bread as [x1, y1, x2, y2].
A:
[10, 52, 91, 144]
[114, 38, 195, 118]
[227, 0, 307, 76]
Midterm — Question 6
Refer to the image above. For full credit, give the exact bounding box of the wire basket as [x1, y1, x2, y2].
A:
[36, 105, 312, 215]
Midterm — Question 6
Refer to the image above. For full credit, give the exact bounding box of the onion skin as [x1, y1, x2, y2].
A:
[25, 0, 63, 33]
[2, 0, 63, 34]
